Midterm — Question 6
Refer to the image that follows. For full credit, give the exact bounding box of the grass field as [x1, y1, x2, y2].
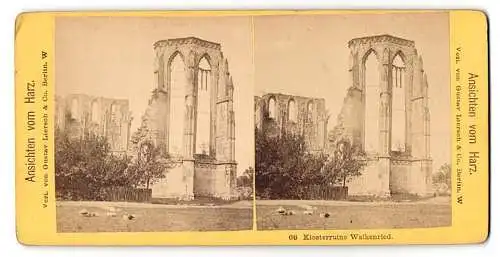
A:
[56, 201, 253, 232]
[257, 199, 451, 230]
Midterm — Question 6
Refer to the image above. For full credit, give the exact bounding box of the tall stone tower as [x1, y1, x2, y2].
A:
[140, 37, 237, 200]
[332, 35, 432, 197]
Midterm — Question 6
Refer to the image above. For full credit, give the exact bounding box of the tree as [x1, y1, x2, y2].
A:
[128, 124, 178, 189]
[432, 163, 451, 187]
[236, 166, 254, 200]
[255, 127, 329, 199]
[54, 127, 131, 200]
[328, 138, 366, 187]
[237, 166, 254, 188]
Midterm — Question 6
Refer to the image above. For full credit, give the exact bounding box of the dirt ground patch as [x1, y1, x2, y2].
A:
[57, 203, 253, 232]
[257, 201, 451, 230]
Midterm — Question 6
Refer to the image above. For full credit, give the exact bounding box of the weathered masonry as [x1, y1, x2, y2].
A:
[55, 94, 132, 153]
[140, 37, 237, 200]
[331, 35, 432, 197]
[255, 93, 329, 153]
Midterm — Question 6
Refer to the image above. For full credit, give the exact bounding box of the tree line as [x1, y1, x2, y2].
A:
[54, 122, 173, 201]
[55, 121, 255, 201]
[255, 127, 366, 200]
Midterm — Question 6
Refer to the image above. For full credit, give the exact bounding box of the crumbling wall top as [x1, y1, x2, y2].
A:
[154, 37, 221, 50]
[348, 34, 415, 48]
[259, 93, 326, 104]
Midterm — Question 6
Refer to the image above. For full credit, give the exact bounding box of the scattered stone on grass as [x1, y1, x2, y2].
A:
[319, 212, 331, 218]
[78, 209, 89, 216]
[303, 210, 314, 215]
[276, 207, 297, 216]
[78, 209, 100, 218]
[122, 214, 136, 221]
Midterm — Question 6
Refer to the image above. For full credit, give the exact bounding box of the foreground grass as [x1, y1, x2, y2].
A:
[257, 202, 451, 230]
[57, 204, 253, 232]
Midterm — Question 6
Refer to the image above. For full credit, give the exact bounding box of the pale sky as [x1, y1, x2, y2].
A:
[254, 13, 451, 170]
[56, 13, 451, 174]
[55, 16, 254, 175]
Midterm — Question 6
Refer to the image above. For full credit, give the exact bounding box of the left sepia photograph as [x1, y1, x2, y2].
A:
[54, 16, 255, 232]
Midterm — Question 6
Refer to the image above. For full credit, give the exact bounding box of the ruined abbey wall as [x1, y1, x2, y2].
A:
[55, 94, 132, 153]
[255, 93, 329, 153]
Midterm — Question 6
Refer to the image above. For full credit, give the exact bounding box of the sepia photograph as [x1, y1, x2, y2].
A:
[253, 13, 452, 230]
[53, 12, 453, 233]
[54, 16, 255, 232]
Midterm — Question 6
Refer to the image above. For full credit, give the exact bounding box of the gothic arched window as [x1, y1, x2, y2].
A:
[268, 97, 276, 119]
[110, 103, 119, 123]
[306, 101, 313, 122]
[196, 56, 211, 155]
[364, 50, 380, 153]
[391, 54, 406, 152]
[168, 52, 187, 156]
[91, 101, 99, 123]
[288, 99, 297, 122]
[70, 98, 79, 120]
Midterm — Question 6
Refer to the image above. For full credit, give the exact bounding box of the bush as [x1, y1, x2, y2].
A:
[235, 186, 253, 200]
[432, 163, 451, 196]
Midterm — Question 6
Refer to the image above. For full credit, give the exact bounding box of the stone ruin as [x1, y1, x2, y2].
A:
[331, 35, 433, 197]
[138, 37, 237, 200]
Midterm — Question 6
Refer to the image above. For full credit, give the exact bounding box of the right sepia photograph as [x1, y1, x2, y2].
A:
[254, 13, 452, 230]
